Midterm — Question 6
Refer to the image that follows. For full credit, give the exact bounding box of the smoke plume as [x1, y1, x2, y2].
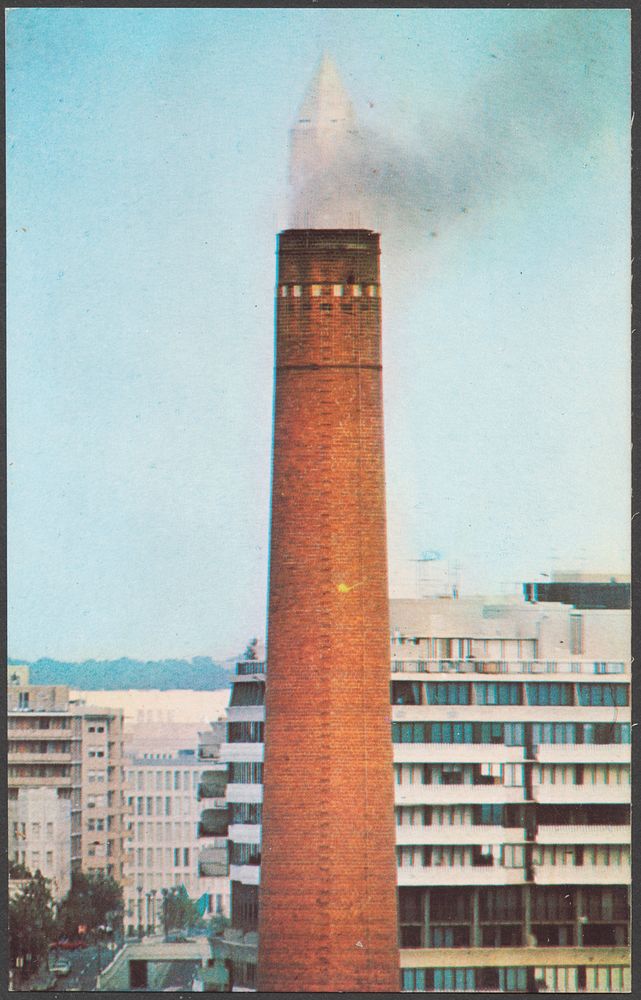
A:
[289, 11, 626, 246]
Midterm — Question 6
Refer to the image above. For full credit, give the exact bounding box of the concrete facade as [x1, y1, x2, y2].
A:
[75, 703, 127, 883]
[123, 749, 229, 938]
[8, 683, 83, 874]
[223, 589, 630, 993]
[7, 681, 127, 898]
[8, 786, 71, 900]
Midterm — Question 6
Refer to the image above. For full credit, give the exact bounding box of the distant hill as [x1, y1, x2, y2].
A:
[8, 656, 234, 691]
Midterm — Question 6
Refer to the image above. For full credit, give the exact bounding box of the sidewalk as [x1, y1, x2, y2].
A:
[10, 965, 57, 992]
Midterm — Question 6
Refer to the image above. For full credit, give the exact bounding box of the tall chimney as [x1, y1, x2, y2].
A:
[257, 228, 400, 990]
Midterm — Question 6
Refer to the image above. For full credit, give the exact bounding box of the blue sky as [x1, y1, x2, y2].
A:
[7, 8, 630, 660]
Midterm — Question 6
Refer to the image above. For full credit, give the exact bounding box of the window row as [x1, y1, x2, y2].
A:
[397, 844, 525, 869]
[230, 843, 261, 866]
[8, 740, 73, 753]
[228, 721, 264, 744]
[533, 845, 629, 868]
[401, 967, 528, 993]
[133, 795, 194, 817]
[392, 680, 629, 707]
[394, 762, 526, 787]
[392, 721, 631, 745]
[8, 765, 71, 778]
[130, 820, 197, 842]
[230, 683, 264, 707]
[403, 964, 628, 992]
[9, 716, 72, 730]
[134, 846, 192, 868]
[229, 762, 263, 784]
[128, 769, 200, 792]
[230, 802, 262, 825]
[16, 849, 56, 870]
[278, 283, 379, 298]
[12, 821, 55, 839]
[398, 885, 628, 926]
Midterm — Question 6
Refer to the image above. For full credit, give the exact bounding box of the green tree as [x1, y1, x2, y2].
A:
[163, 885, 200, 932]
[9, 861, 32, 879]
[9, 871, 55, 977]
[242, 638, 258, 661]
[56, 871, 124, 938]
[207, 913, 230, 937]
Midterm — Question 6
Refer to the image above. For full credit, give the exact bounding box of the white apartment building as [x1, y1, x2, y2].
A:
[123, 748, 229, 938]
[9, 786, 71, 901]
[220, 585, 630, 992]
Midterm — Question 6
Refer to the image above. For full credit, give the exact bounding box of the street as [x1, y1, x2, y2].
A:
[50, 943, 116, 991]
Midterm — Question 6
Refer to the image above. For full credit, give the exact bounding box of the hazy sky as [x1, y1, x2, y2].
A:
[8, 8, 630, 661]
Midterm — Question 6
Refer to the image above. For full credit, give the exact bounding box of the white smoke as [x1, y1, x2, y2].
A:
[288, 12, 626, 243]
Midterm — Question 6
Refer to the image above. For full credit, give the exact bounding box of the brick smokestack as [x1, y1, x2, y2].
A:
[257, 229, 400, 991]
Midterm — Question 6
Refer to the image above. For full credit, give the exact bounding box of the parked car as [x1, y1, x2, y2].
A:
[49, 958, 72, 976]
[51, 938, 85, 951]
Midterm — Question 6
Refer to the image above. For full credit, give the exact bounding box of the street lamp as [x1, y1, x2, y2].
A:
[95, 926, 104, 977]
[161, 888, 169, 941]
[136, 886, 143, 941]
[150, 889, 157, 935]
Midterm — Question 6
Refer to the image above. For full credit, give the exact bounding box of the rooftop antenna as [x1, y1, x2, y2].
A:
[449, 559, 462, 599]
[411, 550, 442, 599]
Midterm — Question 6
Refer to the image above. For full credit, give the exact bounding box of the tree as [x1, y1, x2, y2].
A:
[9, 871, 55, 978]
[207, 913, 230, 938]
[163, 885, 200, 933]
[9, 861, 32, 880]
[242, 638, 258, 661]
[56, 871, 124, 938]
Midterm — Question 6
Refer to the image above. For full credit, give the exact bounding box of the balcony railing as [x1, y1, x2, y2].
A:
[390, 659, 628, 676]
[198, 822, 229, 838]
[236, 661, 266, 676]
[198, 784, 227, 801]
[199, 860, 228, 877]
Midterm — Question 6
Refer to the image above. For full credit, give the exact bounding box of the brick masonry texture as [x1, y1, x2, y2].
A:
[257, 230, 400, 992]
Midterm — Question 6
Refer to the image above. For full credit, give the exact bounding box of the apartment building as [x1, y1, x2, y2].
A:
[7, 676, 127, 897]
[8, 786, 72, 901]
[123, 745, 229, 938]
[76, 702, 128, 883]
[220, 587, 630, 992]
[8, 680, 82, 891]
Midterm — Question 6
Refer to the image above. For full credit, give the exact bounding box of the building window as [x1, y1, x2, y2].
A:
[526, 683, 572, 706]
[440, 765, 464, 786]
[475, 682, 521, 705]
[570, 615, 584, 655]
[578, 683, 628, 707]
[229, 762, 263, 784]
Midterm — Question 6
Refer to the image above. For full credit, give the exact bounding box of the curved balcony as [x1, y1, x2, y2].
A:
[199, 807, 229, 838]
[197, 770, 227, 801]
